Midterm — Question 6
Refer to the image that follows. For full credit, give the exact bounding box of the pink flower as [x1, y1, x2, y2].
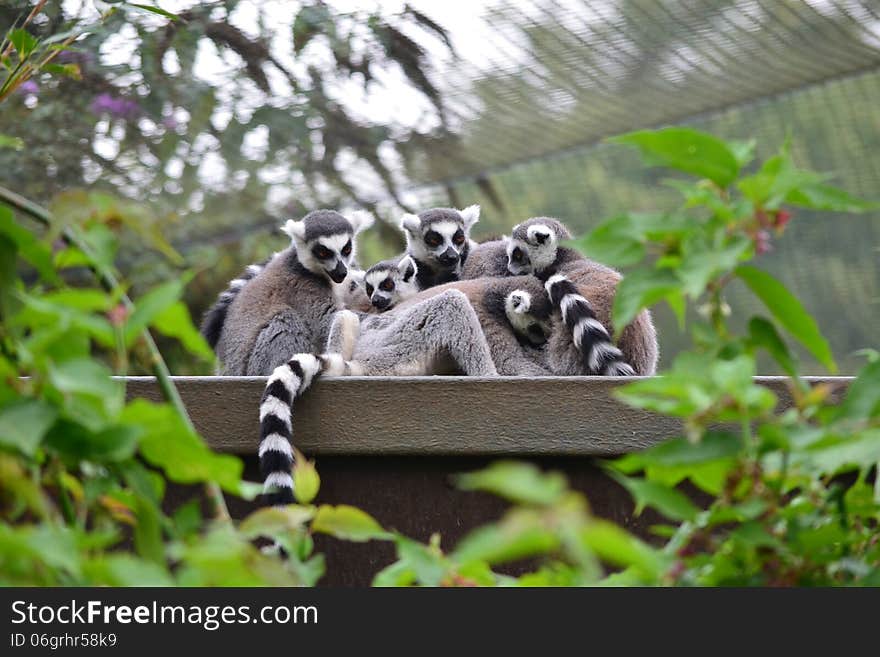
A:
[90, 93, 140, 120]
[16, 79, 39, 95]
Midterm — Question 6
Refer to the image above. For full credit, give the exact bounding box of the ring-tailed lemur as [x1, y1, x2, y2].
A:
[211, 209, 374, 375]
[543, 274, 635, 376]
[357, 255, 420, 311]
[398, 205, 480, 289]
[463, 216, 658, 375]
[258, 287, 501, 503]
[255, 264, 646, 503]
[355, 255, 553, 349]
[200, 257, 273, 349]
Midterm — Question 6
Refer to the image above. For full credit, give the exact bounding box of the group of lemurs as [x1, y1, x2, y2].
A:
[199, 206, 659, 504]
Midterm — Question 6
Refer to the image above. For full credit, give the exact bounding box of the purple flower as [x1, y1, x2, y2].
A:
[161, 114, 178, 130]
[16, 80, 39, 95]
[90, 93, 141, 120]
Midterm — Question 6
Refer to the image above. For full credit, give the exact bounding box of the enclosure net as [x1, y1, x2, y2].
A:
[4, 0, 879, 373]
[402, 0, 880, 373]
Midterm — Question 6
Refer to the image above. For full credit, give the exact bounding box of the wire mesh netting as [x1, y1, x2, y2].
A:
[3, 0, 879, 373]
[401, 0, 880, 373]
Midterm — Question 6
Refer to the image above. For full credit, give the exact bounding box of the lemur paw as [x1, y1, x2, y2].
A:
[506, 290, 532, 314]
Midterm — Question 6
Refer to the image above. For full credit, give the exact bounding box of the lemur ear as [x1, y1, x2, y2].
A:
[527, 224, 554, 246]
[348, 268, 366, 287]
[281, 219, 306, 242]
[459, 204, 481, 231]
[399, 213, 421, 235]
[347, 210, 375, 234]
[398, 255, 417, 282]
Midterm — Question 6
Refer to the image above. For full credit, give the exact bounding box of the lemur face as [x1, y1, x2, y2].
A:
[282, 210, 374, 284]
[362, 256, 419, 311]
[505, 290, 552, 347]
[507, 222, 558, 276]
[400, 205, 480, 273]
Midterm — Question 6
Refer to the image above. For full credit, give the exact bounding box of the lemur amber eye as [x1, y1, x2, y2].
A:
[452, 230, 465, 246]
[313, 245, 333, 260]
[365, 284, 374, 296]
[341, 241, 352, 257]
[511, 247, 523, 262]
[424, 231, 442, 248]
[379, 279, 395, 292]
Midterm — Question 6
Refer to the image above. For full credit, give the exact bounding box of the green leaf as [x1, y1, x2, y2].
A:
[124, 279, 185, 345]
[677, 235, 751, 299]
[41, 62, 81, 80]
[580, 520, 666, 579]
[292, 457, 320, 504]
[372, 560, 417, 587]
[76, 224, 117, 272]
[48, 357, 120, 400]
[0, 134, 24, 150]
[729, 139, 756, 168]
[736, 148, 825, 209]
[835, 360, 880, 421]
[239, 505, 316, 540]
[609, 127, 741, 188]
[452, 512, 559, 566]
[799, 430, 880, 475]
[454, 461, 567, 506]
[736, 265, 835, 372]
[8, 28, 38, 58]
[44, 420, 140, 463]
[0, 206, 59, 283]
[612, 268, 682, 336]
[748, 316, 798, 377]
[607, 471, 699, 521]
[133, 493, 164, 565]
[121, 400, 243, 492]
[311, 505, 390, 542]
[568, 215, 646, 268]
[151, 301, 213, 360]
[0, 399, 58, 456]
[83, 555, 174, 586]
[127, 4, 180, 21]
[391, 535, 449, 586]
[785, 183, 876, 213]
[614, 432, 742, 472]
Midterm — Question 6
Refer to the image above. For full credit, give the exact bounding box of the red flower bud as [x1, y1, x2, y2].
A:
[107, 304, 129, 327]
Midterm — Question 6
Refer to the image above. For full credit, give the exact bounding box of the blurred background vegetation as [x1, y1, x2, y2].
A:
[2, 0, 878, 374]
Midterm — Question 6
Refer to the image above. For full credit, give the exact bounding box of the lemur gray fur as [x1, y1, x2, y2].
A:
[462, 216, 658, 375]
[398, 205, 480, 289]
[211, 209, 374, 376]
[355, 255, 552, 349]
[200, 257, 272, 349]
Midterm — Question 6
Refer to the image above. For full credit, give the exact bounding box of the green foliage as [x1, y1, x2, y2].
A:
[578, 127, 880, 586]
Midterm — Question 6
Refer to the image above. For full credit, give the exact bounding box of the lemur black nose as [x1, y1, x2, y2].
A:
[328, 261, 347, 284]
[372, 295, 390, 310]
[438, 248, 459, 267]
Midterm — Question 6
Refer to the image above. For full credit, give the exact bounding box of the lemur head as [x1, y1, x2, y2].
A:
[359, 255, 419, 311]
[282, 209, 374, 284]
[399, 205, 480, 274]
[505, 290, 553, 347]
[506, 217, 572, 276]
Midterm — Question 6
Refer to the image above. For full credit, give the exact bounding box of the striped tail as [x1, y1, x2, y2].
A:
[200, 259, 270, 349]
[544, 274, 635, 376]
[258, 354, 323, 505]
[258, 353, 358, 505]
